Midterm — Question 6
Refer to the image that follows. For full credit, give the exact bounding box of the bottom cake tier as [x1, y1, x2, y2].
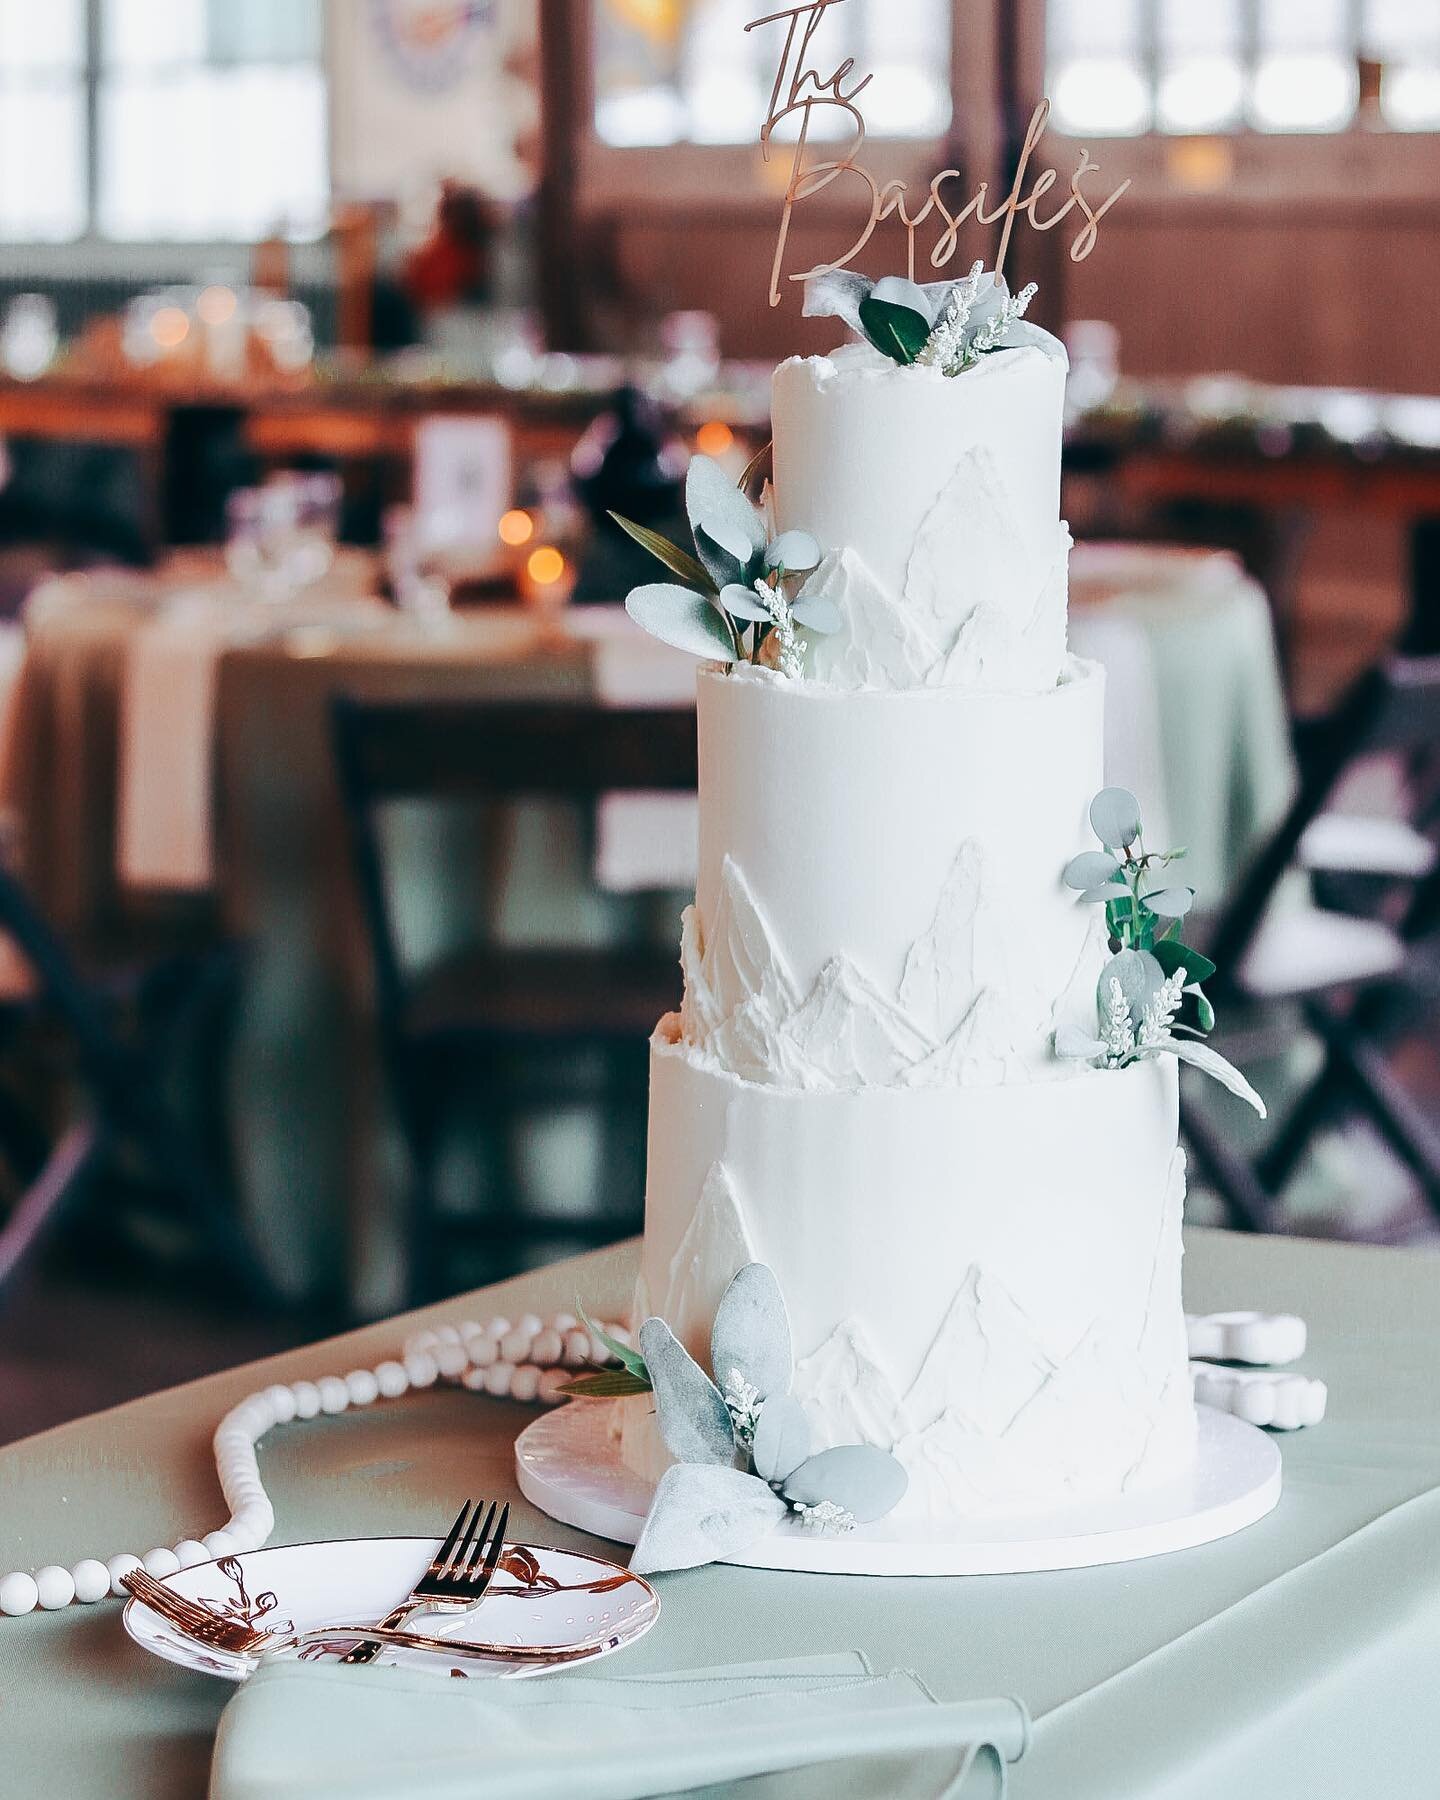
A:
[620, 1020, 1197, 1522]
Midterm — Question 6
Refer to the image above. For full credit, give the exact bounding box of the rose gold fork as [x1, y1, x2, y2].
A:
[340, 1498, 508, 1666]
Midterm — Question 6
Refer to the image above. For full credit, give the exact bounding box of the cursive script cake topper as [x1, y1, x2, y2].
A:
[746, 0, 1131, 307]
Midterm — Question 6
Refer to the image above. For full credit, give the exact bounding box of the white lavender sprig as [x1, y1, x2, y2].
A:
[915, 260, 985, 372]
[1138, 968, 1187, 1049]
[963, 281, 1038, 366]
[792, 1498, 857, 1535]
[755, 578, 806, 680]
[1101, 976, 1136, 1067]
[917, 267, 1038, 378]
[722, 1368, 763, 1449]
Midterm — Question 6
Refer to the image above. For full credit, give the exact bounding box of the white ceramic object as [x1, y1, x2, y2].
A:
[1191, 1363, 1327, 1431]
[516, 1401, 1282, 1577]
[1185, 1310, 1307, 1366]
[123, 1536, 659, 1684]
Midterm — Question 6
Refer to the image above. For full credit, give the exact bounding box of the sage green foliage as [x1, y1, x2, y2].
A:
[612, 455, 832, 666]
[1064, 787, 1215, 1037]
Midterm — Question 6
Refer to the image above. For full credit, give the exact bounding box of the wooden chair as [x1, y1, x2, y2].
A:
[1184, 655, 1440, 1231]
[331, 697, 696, 1301]
[0, 859, 274, 1308]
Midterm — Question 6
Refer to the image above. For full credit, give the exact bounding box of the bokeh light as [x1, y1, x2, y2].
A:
[695, 420, 733, 457]
[526, 546, 566, 586]
[150, 305, 190, 349]
[196, 284, 237, 325]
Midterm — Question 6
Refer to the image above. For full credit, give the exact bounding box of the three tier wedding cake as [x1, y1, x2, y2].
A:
[613, 268, 1258, 1531]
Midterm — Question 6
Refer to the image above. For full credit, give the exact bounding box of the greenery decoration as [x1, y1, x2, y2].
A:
[1056, 788, 1264, 1115]
[566, 1263, 908, 1573]
[612, 454, 838, 675]
[804, 266, 1040, 374]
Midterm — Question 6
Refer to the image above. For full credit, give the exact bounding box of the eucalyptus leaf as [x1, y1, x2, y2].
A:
[791, 594, 842, 634]
[765, 530, 821, 574]
[639, 1318, 738, 1467]
[626, 584, 739, 662]
[692, 525, 750, 593]
[869, 275, 935, 321]
[1090, 787, 1143, 849]
[630, 1462, 789, 1575]
[858, 296, 932, 366]
[686, 454, 766, 566]
[711, 1263, 792, 1405]
[576, 1301, 649, 1382]
[1064, 851, 1122, 890]
[607, 512, 713, 594]
[782, 1444, 909, 1524]
[1055, 1022, 1107, 1061]
[1151, 940, 1216, 986]
[1142, 886, 1196, 919]
[557, 1369, 653, 1399]
[1145, 1037, 1266, 1117]
[1103, 947, 1166, 1022]
[750, 1395, 811, 1484]
[719, 581, 773, 623]
[699, 514, 755, 566]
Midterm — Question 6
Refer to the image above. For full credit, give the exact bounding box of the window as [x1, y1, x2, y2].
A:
[0, 0, 87, 241]
[0, 0, 328, 244]
[1047, 0, 1440, 137]
[594, 0, 952, 147]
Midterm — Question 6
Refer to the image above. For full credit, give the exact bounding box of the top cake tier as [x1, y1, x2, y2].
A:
[772, 329, 1070, 694]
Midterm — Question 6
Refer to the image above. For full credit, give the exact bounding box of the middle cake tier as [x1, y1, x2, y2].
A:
[679, 658, 1109, 1090]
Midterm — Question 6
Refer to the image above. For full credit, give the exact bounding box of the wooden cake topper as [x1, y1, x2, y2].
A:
[746, 0, 1131, 306]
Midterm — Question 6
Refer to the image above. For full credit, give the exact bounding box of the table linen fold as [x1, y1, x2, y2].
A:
[209, 1651, 1028, 1800]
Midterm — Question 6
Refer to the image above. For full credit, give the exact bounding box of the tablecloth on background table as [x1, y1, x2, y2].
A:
[1069, 542, 1297, 902]
[0, 1228, 1436, 1799]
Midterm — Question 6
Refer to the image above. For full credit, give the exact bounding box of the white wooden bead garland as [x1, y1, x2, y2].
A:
[0, 1310, 630, 1618]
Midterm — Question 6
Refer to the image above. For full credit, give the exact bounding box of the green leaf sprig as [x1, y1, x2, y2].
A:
[556, 1302, 654, 1399]
[612, 455, 840, 672]
[1057, 788, 1264, 1115]
[1064, 787, 1215, 1034]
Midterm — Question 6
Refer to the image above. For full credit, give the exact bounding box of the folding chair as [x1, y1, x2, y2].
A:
[332, 697, 696, 1303]
[1185, 655, 1440, 1231]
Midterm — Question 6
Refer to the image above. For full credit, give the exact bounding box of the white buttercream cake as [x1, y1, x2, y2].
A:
[621, 317, 1197, 1521]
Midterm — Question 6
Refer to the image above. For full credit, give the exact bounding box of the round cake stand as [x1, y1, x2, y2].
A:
[515, 1403, 1282, 1576]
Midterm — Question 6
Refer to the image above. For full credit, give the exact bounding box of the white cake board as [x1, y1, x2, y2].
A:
[516, 1402, 1282, 1576]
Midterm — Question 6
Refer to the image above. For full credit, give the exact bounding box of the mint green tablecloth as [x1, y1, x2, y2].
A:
[1, 1227, 1437, 1798]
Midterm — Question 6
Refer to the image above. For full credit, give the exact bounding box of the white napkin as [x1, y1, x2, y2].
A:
[117, 591, 236, 891]
[117, 589, 388, 891]
[209, 1651, 1029, 1800]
